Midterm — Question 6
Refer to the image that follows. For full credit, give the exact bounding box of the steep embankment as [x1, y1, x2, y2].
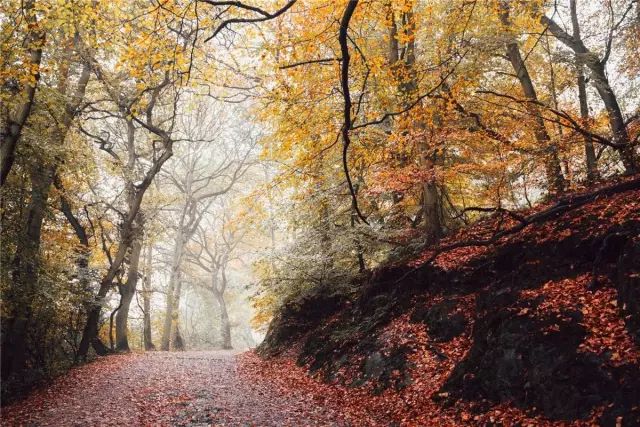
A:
[251, 177, 640, 426]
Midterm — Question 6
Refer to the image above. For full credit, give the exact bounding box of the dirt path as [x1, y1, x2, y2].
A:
[2, 351, 348, 426]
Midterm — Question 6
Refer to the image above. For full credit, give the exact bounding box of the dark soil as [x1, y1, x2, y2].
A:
[258, 180, 640, 424]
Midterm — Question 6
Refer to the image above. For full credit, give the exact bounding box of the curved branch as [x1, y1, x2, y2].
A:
[202, 0, 297, 42]
[339, 0, 368, 225]
[54, 174, 89, 246]
[477, 89, 623, 149]
[279, 57, 340, 70]
[351, 58, 462, 130]
[452, 206, 527, 224]
[414, 177, 640, 272]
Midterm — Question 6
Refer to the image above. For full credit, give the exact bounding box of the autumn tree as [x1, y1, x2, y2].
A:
[1, 0, 94, 379]
[247, 0, 640, 331]
[540, 0, 638, 173]
[75, 0, 202, 359]
[158, 102, 254, 351]
[186, 204, 249, 350]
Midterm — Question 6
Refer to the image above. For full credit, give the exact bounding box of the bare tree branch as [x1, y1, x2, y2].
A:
[338, 0, 368, 225]
[201, 0, 297, 42]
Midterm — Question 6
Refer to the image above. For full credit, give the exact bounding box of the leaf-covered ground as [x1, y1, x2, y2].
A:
[4, 180, 639, 427]
[254, 178, 640, 426]
[2, 351, 351, 426]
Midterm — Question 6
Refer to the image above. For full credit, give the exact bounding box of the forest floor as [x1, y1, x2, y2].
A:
[1, 350, 351, 426]
[4, 180, 639, 427]
[253, 177, 640, 426]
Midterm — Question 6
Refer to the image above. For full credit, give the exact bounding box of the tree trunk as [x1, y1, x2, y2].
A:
[115, 118, 141, 352]
[422, 155, 442, 243]
[350, 182, 366, 272]
[569, 0, 598, 182]
[160, 288, 174, 350]
[161, 223, 185, 350]
[115, 220, 143, 351]
[500, 1, 566, 195]
[209, 266, 232, 350]
[576, 66, 598, 181]
[56, 176, 92, 356]
[0, 0, 44, 186]
[173, 325, 185, 351]
[541, 13, 638, 173]
[215, 290, 232, 350]
[160, 196, 208, 350]
[78, 302, 110, 357]
[1, 165, 54, 378]
[392, 8, 443, 243]
[80, 122, 139, 358]
[2, 50, 91, 372]
[387, 2, 399, 65]
[582, 58, 635, 170]
[78, 73, 177, 356]
[544, 35, 573, 181]
[78, 140, 174, 358]
[221, 268, 232, 349]
[109, 287, 123, 351]
[142, 244, 155, 350]
[4, 55, 94, 364]
[77, 227, 132, 359]
[170, 280, 185, 350]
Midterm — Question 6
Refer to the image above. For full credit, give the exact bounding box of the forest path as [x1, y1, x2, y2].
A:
[3, 350, 347, 426]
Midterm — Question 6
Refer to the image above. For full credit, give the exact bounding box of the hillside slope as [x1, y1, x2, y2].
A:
[253, 177, 640, 426]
